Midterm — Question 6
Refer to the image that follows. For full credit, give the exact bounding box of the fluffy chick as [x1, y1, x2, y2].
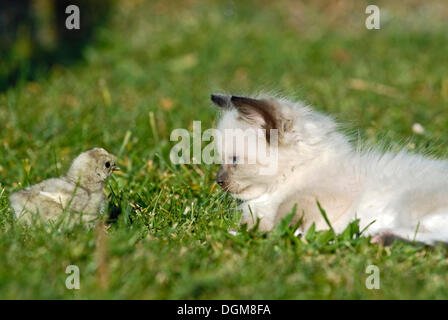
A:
[9, 148, 119, 223]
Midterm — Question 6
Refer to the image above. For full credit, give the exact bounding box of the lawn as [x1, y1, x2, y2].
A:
[1, 0, 448, 299]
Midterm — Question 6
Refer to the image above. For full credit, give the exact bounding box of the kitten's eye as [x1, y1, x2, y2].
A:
[105, 161, 111, 168]
[232, 156, 237, 165]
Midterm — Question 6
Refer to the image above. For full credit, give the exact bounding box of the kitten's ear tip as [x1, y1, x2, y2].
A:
[211, 93, 230, 107]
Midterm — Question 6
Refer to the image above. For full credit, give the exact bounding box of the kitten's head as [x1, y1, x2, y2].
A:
[211, 93, 349, 201]
[211, 94, 293, 201]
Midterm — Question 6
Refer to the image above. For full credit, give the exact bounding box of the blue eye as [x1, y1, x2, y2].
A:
[232, 156, 237, 165]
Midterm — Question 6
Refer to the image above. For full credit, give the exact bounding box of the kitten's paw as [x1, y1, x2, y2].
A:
[239, 214, 258, 230]
[239, 203, 276, 232]
[239, 215, 274, 232]
[258, 218, 275, 232]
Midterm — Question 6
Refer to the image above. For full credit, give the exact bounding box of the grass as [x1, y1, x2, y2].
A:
[1, 0, 448, 299]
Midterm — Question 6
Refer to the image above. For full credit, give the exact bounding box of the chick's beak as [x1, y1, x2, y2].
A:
[112, 165, 121, 172]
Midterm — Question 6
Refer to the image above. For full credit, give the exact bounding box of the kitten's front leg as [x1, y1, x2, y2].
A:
[240, 201, 278, 231]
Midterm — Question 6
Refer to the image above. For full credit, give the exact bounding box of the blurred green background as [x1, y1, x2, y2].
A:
[1, 0, 448, 299]
[0, 0, 114, 90]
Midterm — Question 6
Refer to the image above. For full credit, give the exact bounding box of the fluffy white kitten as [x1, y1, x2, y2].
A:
[211, 93, 448, 245]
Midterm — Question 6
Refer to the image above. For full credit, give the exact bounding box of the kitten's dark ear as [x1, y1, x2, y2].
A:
[211, 94, 231, 108]
[230, 96, 279, 142]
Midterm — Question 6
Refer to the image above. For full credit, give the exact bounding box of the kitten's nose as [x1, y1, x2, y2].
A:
[216, 166, 227, 187]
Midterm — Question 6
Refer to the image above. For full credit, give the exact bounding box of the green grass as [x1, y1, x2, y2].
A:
[1, 0, 448, 299]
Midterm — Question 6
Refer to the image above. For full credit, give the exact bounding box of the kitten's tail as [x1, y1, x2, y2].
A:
[413, 232, 448, 246]
[373, 228, 448, 246]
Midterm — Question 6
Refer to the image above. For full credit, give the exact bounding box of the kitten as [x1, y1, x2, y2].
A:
[9, 148, 119, 223]
[212, 93, 448, 245]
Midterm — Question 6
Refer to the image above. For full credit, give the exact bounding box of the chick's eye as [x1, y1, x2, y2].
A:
[232, 156, 237, 165]
[105, 161, 111, 168]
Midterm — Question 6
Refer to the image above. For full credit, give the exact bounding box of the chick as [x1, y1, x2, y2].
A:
[9, 148, 119, 223]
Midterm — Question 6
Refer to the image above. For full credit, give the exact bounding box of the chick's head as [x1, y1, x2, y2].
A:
[67, 148, 119, 191]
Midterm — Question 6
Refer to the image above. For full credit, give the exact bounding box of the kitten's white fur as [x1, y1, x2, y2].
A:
[215, 94, 448, 245]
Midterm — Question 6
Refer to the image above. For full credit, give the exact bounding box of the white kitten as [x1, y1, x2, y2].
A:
[212, 93, 448, 245]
